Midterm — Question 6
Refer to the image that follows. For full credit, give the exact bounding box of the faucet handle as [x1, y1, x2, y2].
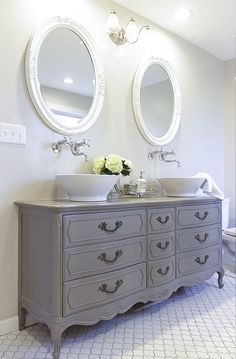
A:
[76, 138, 90, 147]
[62, 135, 72, 144]
[82, 138, 90, 147]
[73, 138, 90, 150]
[52, 142, 62, 153]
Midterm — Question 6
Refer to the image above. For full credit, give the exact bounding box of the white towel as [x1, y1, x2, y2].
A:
[193, 172, 225, 200]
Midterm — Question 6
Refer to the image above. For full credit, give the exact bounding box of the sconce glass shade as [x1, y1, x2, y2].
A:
[106, 10, 121, 34]
[125, 18, 139, 43]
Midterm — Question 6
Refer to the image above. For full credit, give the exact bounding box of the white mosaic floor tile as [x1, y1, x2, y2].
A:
[0, 274, 235, 358]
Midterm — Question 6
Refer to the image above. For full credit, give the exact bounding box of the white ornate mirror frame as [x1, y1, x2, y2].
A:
[25, 16, 105, 135]
[132, 56, 181, 146]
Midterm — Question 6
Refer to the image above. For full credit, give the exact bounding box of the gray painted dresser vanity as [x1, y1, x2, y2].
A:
[16, 196, 224, 358]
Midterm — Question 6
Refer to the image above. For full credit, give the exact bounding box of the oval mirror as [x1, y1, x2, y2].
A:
[132, 57, 181, 146]
[25, 17, 105, 135]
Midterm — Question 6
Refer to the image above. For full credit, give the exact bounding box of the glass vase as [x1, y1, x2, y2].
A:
[108, 177, 122, 199]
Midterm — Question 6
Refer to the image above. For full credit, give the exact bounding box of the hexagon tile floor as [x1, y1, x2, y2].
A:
[0, 274, 235, 359]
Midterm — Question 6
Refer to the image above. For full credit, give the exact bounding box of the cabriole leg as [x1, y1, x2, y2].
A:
[51, 325, 62, 359]
[217, 268, 225, 289]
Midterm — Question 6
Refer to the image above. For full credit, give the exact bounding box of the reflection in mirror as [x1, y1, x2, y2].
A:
[132, 57, 181, 146]
[141, 64, 174, 138]
[25, 17, 105, 135]
[38, 27, 95, 127]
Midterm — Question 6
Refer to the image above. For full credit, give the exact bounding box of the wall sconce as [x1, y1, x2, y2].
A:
[106, 10, 150, 45]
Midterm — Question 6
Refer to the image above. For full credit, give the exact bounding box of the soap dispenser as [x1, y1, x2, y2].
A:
[136, 171, 147, 197]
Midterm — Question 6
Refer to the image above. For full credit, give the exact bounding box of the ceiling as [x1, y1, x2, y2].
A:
[113, 0, 236, 61]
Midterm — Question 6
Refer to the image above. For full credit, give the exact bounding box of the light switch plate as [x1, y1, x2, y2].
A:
[0, 123, 26, 145]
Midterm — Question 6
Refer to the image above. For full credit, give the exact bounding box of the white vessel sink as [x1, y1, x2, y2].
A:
[158, 177, 206, 197]
[56, 174, 119, 201]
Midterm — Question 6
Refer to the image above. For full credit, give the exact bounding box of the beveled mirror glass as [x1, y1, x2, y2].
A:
[25, 17, 105, 135]
[132, 56, 181, 146]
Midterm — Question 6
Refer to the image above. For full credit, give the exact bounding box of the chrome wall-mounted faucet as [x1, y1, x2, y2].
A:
[148, 148, 181, 167]
[52, 136, 90, 160]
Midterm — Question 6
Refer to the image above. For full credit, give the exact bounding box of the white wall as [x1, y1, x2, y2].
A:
[224, 59, 236, 227]
[0, 0, 224, 330]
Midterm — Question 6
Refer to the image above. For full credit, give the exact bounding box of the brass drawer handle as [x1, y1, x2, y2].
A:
[98, 220, 123, 233]
[194, 211, 208, 220]
[98, 250, 123, 263]
[157, 215, 169, 224]
[195, 233, 209, 242]
[157, 241, 170, 250]
[98, 279, 123, 294]
[194, 255, 209, 265]
[157, 266, 170, 275]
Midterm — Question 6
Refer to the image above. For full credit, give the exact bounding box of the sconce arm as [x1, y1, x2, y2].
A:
[127, 25, 150, 44]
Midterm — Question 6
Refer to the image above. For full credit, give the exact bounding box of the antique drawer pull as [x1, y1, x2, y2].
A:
[98, 250, 123, 263]
[194, 255, 209, 265]
[194, 211, 208, 220]
[157, 215, 169, 224]
[195, 233, 209, 242]
[98, 279, 123, 294]
[157, 241, 170, 250]
[157, 266, 170, 275]
[98, 220, 123, 233]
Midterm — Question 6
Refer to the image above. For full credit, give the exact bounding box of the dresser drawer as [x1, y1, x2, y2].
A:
[147, 257, 175, 287]
[176, 225, 221, 252]
[176, 246, 221, 276]
[148, 208, 175, 234]
[176, 204, 221, 229]
[147, 233, 175, 260]
[63, 236, 146, 281]
[63, 209, 146, 248]
[63, 263, 146, 316]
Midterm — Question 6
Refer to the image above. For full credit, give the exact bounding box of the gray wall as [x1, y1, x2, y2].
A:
[0, 0, 225, 331]
[224, 59, 236, 227]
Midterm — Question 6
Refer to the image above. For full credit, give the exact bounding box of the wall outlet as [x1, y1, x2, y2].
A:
[0, 123, 26, 145]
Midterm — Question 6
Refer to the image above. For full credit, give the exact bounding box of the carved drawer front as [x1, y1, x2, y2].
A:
[148, 208, 175, 234]
[176, 204, 220, 229]
[63, 236, 146, 281]
[147, 233, 175, 260]
[176, 225, 221, 252]
[63, 263, 146, 316]
[176, 246, 221, 276]
[63, 209, 146, 248]
[147, 257, 175, 287]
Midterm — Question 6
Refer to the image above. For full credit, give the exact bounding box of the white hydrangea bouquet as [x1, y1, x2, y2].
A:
[93, 154, 133, 176]
[93, 154, 133, 196]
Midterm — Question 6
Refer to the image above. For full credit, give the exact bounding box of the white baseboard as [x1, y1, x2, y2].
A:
[0, 316, 18, 336]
